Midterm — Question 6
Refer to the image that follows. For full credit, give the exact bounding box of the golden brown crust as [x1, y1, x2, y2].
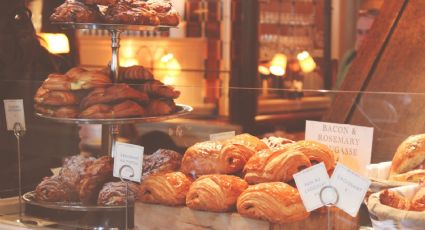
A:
[119, 65, 154, 83]
[379, 189, 410, 210]
[59, 155, 96, 190]
[49, 1, 103, 23]
[410, 186, 425, 211]
[157, 9, 180, 26]
[243, 148, 312, 184]
[78, 156, 114, 204]
[97, 182, 141, 206]
[225, 134, 269, 153]
[34, 104, 79, 118]
[79, 100, 146, 119]
[42, 68, 112, 91]
[390, 134, 425, 178]
[237, 182, 309, 224]
[146, 0, 172, 13]
[140, 172, 192, 206]
[82, 0, 118, 6]
[136, 80, 180, 99]
[289, 140, 336, 171]
[146, 99, 176, 116]
[142, 149, 182, 180]
[186, 174, 248, 212]
[104, 1, 160, 25]
[261, 136, 295, 150]
[34, 88, 78, 106]
[35, 176, 79, 203]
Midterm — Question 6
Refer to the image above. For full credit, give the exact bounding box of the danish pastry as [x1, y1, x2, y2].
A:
[142, 149, 182, 180]
[59, 154, 96, 188]
[186, 174, 248, 212]
[243, 148, 312, 184]
[237, 182, 309, 224]
[49, 1, 103, 23]
[98, 181, 141, 206]
[140, 172, 192, 206]
[35, 176, 79, 202]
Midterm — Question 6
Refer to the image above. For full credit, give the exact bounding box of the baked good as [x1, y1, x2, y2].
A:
[34, 88, 78, 106]
[237, 182, 309, 224]
[243, 148, 311, 184]
[80, 84, 149, 109]
[186, 174, 248, 212]
[261, 136, 295, 150]
[225, 134, 269, 153]
[137, 80, 180, 99]
[49, 1, 103, 23]
[42, 69, 112, 91]
[82, 0, 118, 6]
[289, 140, 336, 171]
[146, 0, 172, 13]
[157, 9, 179, 26]
[389, 134, 425, 182]
[104, 1, 160, 25]
[78, 156, 114, 204]
[142, 149, 182, 180]
[98, 181, 141, 206]
[79, 100, 146, 119]
[34, 104, 79, 118]
[410, 186, 425, 211]
[119, 65, 154, 83]
[140, 172, 192, 206]
[59, 154, 96, 188]
[35, 176, 78, 202]
[379, 189, 410, 210]
[146, 99, 176, 116]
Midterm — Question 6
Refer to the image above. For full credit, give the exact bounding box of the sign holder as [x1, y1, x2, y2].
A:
[319, 185, 339, 230]
[118, 164, 135, 230]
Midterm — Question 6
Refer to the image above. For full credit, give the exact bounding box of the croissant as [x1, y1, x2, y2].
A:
[98, 182, 141, 206]
[119, 65, 154, 83]
[289, 140, 336, 171]
[243, 148, 311, 184]
[389, 134, 425, 182]
[34, 104, 79, 118]
[34, 88, 78, 106]
[146, 99, 176, 116]
[157, 9, 180, 26]
[35, 176, 78, 202]
[379, 189, 410, 210]
[79, 100, 146, 119]
[237, 182, 309, 224]
[225, 134, 269, 153]
[42, 69, 112, 91]
[49, 1, 103, 23]
[82, 0, 118, 6]
[410, 185, 425, 211]
[186, 174, 248, 212]
[136, 80, 180, 99]
[140, 172, 192, 206]
[261, 136, 295, 150]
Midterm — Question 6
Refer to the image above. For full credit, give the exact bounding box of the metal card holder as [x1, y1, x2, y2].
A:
[319, 185, 340, 230]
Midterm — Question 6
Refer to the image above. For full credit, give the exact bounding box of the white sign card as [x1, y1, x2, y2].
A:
[3, 99, 26, 131]
[305, 120, 374, 176]
[210, 131, 235, 141]
[330, 163, 371, 217]
[293, 162, 331, 212]
[113, 142, 144, 183]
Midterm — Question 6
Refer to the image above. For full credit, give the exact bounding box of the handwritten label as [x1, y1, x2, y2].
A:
[3, 99, 26, 131]
[113, 142, 144, 183]
[293, 163, 331, 212]
[210, 131, 235, 141]
[330, 163, 371, 217]
[305, 120, 374, 175]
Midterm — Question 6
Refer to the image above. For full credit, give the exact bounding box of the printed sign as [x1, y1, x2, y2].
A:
[330, 163, 371, 217]
[210, 131, 236, 141]
[3, 99, 26, 131]
[113, 142, 144, 183]
[305, 120, 374, 175]
[293, 163, 331, 212]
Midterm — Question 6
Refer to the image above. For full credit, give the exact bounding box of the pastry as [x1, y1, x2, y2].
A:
[34, 104, 79, 118]
[137, 80, 180, 99]
[42, 69, 112, 91]
[186, 174, 248, 212]
[82, 0, 118, 6]
[98, 181, 141, 206]
[379, 189, 410, 210]
[78, 156, 114, 204]
[104, 1, 160, 25]
[119, 65, 154, 83]
[59, 154, 96, 188]
[146, 0, 173, 13]
[261, 136, 295, 150]
[237, 182, 309, 224]
[289, 140, 336, 171]
[142, 149, 182, 180]
[389, 134, 425, 182]
[80, 83, 149, 109]
[225, 134, 269, 153]
[146, 99, 176, 116]
[35, 176, 78, 202]
[157, 9, 180, 26]
[140, 172, 192, 206]
[243, 148, 311, 184]
[49, 1, 103, 23]
[79, 100, 146, 119]
[34, 88, 78, 106]
[410, 185, 425, 211]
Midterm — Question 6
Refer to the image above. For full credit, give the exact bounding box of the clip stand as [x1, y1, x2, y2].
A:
[119, 165, 135, 230]
[12, 122, 37, 225]
[319, 185, 339, 230]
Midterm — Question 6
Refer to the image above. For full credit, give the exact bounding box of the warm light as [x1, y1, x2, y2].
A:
[270, 53, 287, 76]
[258, 64, 271, 75]
[161, 53, 175, 63]
[38, 33, 70, 54]
[155, 53, 181, 83]
[297, 51, 317, 73]
[121, 58, 139, 67]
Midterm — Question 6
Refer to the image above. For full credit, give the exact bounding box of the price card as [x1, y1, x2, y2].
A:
[113, 142, 144, 183]
[293, 162, 331, 212]
[210, 131, 235, 141]
[3, 99, 26, 131]
[330, 163, 371, 217]
[305, 120, 374, 176]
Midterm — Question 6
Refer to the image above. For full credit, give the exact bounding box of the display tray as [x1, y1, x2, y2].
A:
[35, 104, 193, 125]
[52, 22, 175, 31]
[23, 191, 134, 229]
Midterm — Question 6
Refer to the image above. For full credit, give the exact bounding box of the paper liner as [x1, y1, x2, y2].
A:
[367, 162, 414, 192]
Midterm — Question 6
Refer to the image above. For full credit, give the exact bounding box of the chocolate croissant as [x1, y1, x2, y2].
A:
[98, 181, 141, 206]
[237, 182, 309, 224]
[35, 176, 79, 203]
[186, 174, 248, 212]
[140, 172, 192, 206]
[243, 148, 311, 184]
[389, 134, 425, 182]
[289, 140, 336, 171]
